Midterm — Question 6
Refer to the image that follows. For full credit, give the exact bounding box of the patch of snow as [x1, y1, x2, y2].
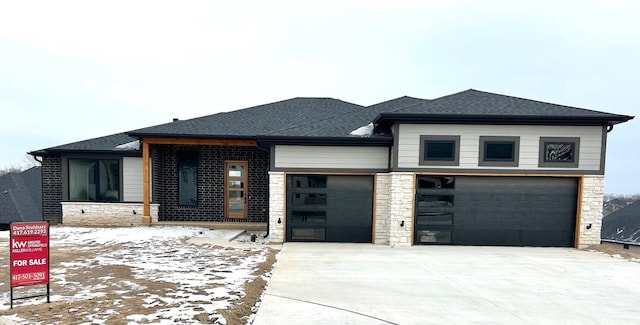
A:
[115, 140, 140, 151]
[349, 122, 373, 137]
[0, 226, 273, 324]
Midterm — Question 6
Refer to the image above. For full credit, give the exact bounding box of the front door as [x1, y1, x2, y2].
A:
[225, 161, 248, 219]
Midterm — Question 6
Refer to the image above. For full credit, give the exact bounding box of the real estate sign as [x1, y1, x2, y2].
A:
[9, 221, 50, 307]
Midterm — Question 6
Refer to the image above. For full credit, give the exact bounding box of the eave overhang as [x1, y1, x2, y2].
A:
[373, 113, 635, 128]
[28, 149, 142, 157]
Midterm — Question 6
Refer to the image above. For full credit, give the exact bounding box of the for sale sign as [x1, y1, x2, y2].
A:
[10, 222, 50, 287]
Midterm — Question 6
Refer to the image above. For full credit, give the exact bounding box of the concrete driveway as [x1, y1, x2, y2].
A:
[253, 243, 640, 325]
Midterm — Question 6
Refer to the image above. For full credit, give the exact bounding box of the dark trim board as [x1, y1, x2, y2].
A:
[272, 168, 390, 173]
[394, 167, 604, 175]
[391, 124, 400, 170]
[600, 125, 608, 174]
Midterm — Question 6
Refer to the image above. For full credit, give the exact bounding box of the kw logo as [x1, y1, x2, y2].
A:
[11, 240, 27, 249]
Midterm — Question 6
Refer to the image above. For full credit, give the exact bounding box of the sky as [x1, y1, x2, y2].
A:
[0, 0, 638, 194]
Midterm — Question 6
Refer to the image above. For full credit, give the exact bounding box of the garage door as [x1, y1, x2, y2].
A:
[286, 175, 373, 243]
[415, 176, 578, 247]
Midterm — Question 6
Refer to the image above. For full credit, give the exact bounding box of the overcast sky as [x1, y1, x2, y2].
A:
[1, 0, 638, 194]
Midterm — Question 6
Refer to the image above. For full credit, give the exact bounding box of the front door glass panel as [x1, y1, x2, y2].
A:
[225, 161, 248, 218]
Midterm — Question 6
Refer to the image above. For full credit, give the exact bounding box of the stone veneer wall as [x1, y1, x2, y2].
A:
[62, 202, 159, 226]
[268, 172, 285, 243]
[41, 156, 63, 224]
[388, 172, 414, 247]
[578, 175, 605, 248]
[374, 173, 390, 244]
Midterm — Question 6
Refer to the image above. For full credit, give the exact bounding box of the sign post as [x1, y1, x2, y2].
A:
[9, 221, 50, 308]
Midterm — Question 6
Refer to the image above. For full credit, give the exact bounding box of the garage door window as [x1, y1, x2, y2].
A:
[417, 213, 453, 225]
[479, 136, 520, 167]
[417, 230, 452, 244]
[291, 175, 326, 188]
[419, 135, 460, 166]
[292, 193, 327, 206]
[539, 137, 580, 168]
[291, 211, 326, 223]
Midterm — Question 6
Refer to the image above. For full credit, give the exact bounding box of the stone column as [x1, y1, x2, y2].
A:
[268, 172, 285, 243]
[374, 173, 391, 245]
[578, 175, 605, 248]
[388, 172, 415, 247]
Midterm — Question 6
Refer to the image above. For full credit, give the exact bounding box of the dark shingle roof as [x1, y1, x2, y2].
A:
[602, 200, 640, 244]
[367, 96, 428, 115]
[29, 133, 139, 156]
[262, 96, 428, 138]
[375, 89, 633, 125]
[0, 167, 42, 223]
[30, 90, 634, 154]
[128, 97, 364, 138]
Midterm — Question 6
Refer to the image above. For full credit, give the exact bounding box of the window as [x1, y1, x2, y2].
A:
[178, 153, 198, 206]
[225, 161, 248, 218]
[419, 135, 460, 166]
[417, 176, 455, 189]
[479, 136, 520, 167]
[291, 175, 326, 188]
[69, 159, 119, 201]
[539, 137, 580, 168]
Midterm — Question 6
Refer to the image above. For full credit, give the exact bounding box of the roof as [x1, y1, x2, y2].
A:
[602, 200, 640, 244]
[259, 96, 429, 140]
[374, 89, 634, 126]
[127, 97, 364, 139]
[29, 132, 140, 156]
[30, 90, 634, 155]
[0, 167, 42, 224]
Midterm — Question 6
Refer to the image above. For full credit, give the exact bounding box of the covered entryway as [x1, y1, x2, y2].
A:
[415, 175, 578, 247]
[286, 175, 373, 243]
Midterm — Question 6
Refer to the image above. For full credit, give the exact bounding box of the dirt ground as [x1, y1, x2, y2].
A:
[0, 230, 278, 325]
[582, 244, 640, 260]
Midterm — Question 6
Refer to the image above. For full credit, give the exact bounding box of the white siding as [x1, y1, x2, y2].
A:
[397, 124, 603, 171]
[274, 145, 389, 169]
[123, 157, 143, 202]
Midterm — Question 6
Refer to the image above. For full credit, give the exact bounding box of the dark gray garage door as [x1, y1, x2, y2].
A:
[415, 176, 578, 247]
[286, 175, 373, 243]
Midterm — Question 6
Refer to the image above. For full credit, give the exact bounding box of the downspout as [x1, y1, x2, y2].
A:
[256, 140, 271, 238]
[32, 155, 43, 164]
[607, 123, 614, 133]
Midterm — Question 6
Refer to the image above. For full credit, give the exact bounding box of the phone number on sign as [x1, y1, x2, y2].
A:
[12, 228, 47, 236]
[12, 272, 46, 281]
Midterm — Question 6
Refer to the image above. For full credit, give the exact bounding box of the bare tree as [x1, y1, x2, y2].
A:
[0, 155, 41, 176]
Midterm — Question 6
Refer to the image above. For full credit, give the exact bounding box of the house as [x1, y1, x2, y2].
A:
[601, 200, 640, 253]
[29, 89, 634, 248]
[604, 198, 630, 216]
[0, 167, 42, 229]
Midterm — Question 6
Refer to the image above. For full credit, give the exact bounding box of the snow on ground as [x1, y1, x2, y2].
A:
[0, 226, 277, 324]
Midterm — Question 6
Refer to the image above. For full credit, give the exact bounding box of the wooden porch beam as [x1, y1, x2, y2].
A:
[142, 141, 151, 223]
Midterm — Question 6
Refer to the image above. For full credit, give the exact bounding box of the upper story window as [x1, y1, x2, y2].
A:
[479, 136, 520, 167]
[68, 159, 120, 201]
[419, 135, 460, 166]
[539, 137, 580, 168]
